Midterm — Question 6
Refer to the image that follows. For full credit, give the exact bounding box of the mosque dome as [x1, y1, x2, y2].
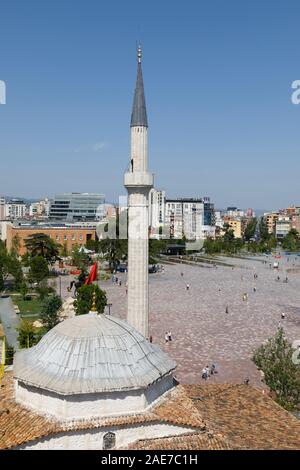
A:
[14, 313, 176, 396]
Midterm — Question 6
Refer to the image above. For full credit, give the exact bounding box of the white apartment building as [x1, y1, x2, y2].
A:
[275, 217, 291, 239]
[5, 200, 27, 219]
[165, 198, 204, 240]
[29, 198, 50, 218]
[0, 197, 5, 219]
[149, 189, 165, 238]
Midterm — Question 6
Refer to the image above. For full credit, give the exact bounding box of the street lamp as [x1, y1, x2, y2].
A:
[107, 303, 112, 315]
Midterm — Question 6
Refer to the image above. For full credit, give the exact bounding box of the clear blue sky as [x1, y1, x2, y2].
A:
[0, 0, 299, 210]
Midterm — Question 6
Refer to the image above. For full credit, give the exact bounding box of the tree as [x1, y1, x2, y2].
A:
[259, 218, 270, 242]
[281, 229, 300, 252]
[0, 241, 23, 291]
[149, 239, 168, 263]
[98, 238, 128, 272]
[60, 242, 69, 257]
[85, 239, 100, 252]
[41, 295, 62, 331]
[28, 256, 49, 284]
[17, 320, 41, 348]
[72, 244, 89, 272]
[20, 281, 29, 300]
[243, 217, 257, 242]
[253, 328, 300, 410]
[11, 234, 21, 257]
[74, 284, 107, 315]
[24, 233, 60, 263]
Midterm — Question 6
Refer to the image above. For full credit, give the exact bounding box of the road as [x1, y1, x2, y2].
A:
[0, 297, 20, 350]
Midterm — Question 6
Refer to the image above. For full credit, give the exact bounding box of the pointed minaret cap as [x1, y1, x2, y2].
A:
[130, 44, 148, 128]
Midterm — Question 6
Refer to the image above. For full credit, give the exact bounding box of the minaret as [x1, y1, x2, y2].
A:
[124, 45, 153, 338]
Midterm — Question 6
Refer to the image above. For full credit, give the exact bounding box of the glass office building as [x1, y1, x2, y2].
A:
[49, 193, 105, 221]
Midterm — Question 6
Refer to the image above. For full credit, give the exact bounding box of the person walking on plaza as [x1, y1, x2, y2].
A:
[186, 283, 190, 291]
[181, 272, 184, 278]
[165, 332, 169, 343]
[225, 305, 229, 314]
[202, 367, 207, 380]
[281, 312, 285, 319]
[168, 331, 172, 341]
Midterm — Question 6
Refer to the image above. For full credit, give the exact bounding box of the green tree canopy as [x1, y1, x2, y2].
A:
[98, 238, 128, 272]
[17, 320, 41, 348]
[281, 229, 300, 252]
[259, 217, 270, 242]
[243, 218, 257, 242]
[253, 328, 300, 410]
[74, 284, 107, 315]
[24, 233, 60, 263]
[0, 241, 23, 291]
[28, 256, 49, 284]
[41, 294, 62, 331]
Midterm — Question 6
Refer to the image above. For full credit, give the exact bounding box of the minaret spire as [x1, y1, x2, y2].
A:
[124, 45, 154, 338]
[130, 44, 148, 128]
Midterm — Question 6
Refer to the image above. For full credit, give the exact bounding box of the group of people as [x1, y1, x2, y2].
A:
[164, 331, 173, 343]
[202, 363, 217, 380]
[112, 274, 121, 286]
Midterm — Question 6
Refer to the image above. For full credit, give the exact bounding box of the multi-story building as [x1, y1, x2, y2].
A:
[29, 198, 50, 218]
[49, 193, 105, 221]
[5, 199, 27, 219]
[275, 217, 291, 239]
[223, 216, 242, 238]
[203, 197, 215, 226]
[226, 207, 245, 218]
[6, 221, 97, 255]
[149, 189, 165, 238]
[291, 213, 300, 235]
[165, 198, 204, 240]
[0, 197, 5, 219]
[264, 212, 279, 235]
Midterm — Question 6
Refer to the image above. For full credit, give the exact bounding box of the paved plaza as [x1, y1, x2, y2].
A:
[100, 254, 300, 388]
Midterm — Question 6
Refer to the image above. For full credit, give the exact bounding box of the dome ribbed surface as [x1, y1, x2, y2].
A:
[13, 313, 176, 395]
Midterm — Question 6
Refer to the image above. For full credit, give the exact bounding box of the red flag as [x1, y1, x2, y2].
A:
[84, 262, 98, 285]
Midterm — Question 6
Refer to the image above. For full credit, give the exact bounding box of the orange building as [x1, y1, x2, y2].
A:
[6, 223, 96, 256]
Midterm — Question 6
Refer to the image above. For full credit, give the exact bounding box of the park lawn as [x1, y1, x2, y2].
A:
[13, 297, 42, 318]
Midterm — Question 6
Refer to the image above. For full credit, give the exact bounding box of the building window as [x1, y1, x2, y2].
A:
[71, 234, 75, 241]
[103, 432, 116, 450]
[56, 235, 60, 241]
[79, 234, 83, 241]
[64, 235, 67, 241]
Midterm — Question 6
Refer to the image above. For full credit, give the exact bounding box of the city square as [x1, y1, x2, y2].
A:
[101, 254, 300, 387]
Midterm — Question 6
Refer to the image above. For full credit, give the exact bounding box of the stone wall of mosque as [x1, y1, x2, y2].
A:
[15, 374, 174, 421]
[17, 422, 193, 450]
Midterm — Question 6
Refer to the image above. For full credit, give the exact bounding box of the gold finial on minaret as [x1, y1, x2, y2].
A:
[91, 288, 97, 313]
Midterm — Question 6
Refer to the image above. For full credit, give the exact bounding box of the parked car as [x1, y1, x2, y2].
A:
[116, 264, 127, 273]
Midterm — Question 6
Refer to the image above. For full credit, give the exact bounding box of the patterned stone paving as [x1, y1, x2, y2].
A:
[101, 254, 300, 388]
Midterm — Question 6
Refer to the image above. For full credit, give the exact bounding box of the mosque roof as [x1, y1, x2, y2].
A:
[0, 374, 205, 449]
[2, 373, 300, 450]
[13, 313, 176, 395]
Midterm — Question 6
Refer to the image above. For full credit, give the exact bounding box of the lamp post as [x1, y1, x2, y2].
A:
[107, 303, 112, 315]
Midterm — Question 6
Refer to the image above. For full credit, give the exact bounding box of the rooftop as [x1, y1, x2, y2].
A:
[14, 313, 176, 395]
[1, 373, 300, 450]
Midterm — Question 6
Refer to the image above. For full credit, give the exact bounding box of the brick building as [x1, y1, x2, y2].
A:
[6, 222, 96, 255]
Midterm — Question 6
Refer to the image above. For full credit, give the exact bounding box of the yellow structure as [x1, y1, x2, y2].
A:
[0, 324, 5, 383]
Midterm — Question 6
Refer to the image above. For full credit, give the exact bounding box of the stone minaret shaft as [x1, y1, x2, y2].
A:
[124, 46, 153, 338]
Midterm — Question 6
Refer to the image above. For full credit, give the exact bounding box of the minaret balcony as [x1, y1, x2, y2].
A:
[124, 171, 154, 188]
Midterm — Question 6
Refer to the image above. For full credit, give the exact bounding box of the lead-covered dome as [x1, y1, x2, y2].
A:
[14, 313, 176, 396]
